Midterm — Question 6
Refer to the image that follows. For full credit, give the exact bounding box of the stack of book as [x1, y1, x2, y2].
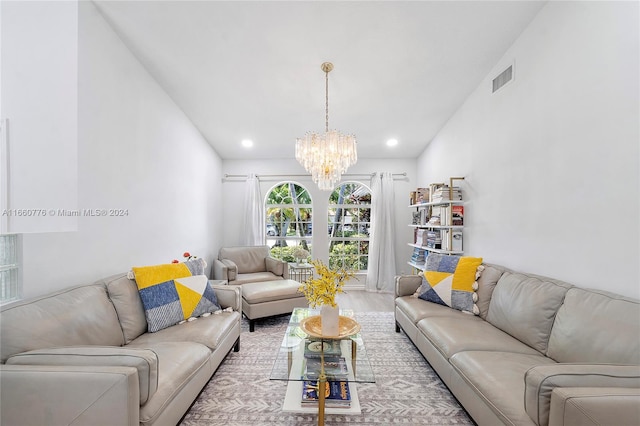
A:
[426, 230, 442, 249]
[431, 186, 463, 203]
[410, 247, 426, 265]
[452, 205, 464, 225]
[415, 229, 428, 246]
[301, 339, 351, 408]
[301, 378, 351, 408]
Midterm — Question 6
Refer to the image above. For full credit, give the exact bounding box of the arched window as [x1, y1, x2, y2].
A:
[328, 183, 371, 271]
[265, 182, 313, 261]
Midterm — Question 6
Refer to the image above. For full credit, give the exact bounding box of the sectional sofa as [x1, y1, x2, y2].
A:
[395, 263, 640, 426]
[0, 272, 241, 426]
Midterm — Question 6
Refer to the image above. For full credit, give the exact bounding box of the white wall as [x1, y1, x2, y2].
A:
[20, 2, 223, 298]
[1, 1, 78, 233]
[222, 158, 417, 287]
[417, 1, 639, 298]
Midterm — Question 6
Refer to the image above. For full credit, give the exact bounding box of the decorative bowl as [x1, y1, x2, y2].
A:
[299, 315, 361, 339]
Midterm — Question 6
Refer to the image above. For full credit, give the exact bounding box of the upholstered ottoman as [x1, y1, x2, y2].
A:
[241, 279, 308, 331]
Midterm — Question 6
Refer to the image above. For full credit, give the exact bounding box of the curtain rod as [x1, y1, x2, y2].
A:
[224, 172, 407, 180]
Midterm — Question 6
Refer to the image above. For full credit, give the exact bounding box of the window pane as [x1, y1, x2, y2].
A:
[266, 182, 313, 261]
[327, 183, 371, 272]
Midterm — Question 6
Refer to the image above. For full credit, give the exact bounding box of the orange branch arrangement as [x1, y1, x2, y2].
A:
[172, 252, 197, 264]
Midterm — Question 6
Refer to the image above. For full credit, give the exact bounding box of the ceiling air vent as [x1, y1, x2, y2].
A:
[492, 65, 513, 93]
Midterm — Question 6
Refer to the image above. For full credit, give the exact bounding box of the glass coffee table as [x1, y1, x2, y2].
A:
[270, 307, 375, 426]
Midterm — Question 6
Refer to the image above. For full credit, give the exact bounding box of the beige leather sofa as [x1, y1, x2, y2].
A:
[0, 273, 242, 426]
[395, 263, 640, 426]
[212, 245, 289, 285]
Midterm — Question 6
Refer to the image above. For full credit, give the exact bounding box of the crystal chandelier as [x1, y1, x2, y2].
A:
[295, 62, 357, 191]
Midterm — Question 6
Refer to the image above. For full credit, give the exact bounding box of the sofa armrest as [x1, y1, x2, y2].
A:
[266, 256, 288, 279]
[0, 364, 139, 426]
[395, 275, 422, 297]
[213, 259, 239, 281]
[549, 387, 640, 426]
[212, 258, 228, 280]
[222, 259, 238, 281]
[213, 284, 242, 313]
[5, 346, 158, 405]
[525, 364, 640, 426]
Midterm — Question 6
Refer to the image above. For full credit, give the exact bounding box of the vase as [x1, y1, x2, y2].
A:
[320, 304, 340, 336]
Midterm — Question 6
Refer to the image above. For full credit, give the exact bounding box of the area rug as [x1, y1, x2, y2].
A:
[180, 312, 473, 425]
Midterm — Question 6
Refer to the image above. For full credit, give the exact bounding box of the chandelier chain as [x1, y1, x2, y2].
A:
[325, 68, 329, 133]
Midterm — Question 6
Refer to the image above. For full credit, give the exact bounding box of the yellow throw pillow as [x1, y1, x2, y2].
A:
[414, 254, 483, 314]
[132, 259, 219, 332]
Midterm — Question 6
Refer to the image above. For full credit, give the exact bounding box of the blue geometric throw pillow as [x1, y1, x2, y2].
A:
[136, 275, 220, 332]
[414, 253, 483, 314]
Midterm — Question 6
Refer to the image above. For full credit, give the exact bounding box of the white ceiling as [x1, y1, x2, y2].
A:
[93, 0, 545, 160]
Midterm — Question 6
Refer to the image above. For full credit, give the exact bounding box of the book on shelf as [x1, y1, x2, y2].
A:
[431, 185, 463, 203]
[439, 205, 450, 226]
[427, 214, 440, 225]
[439, 229, 463, 251]
[452, 205, 464, 225]
[410, 247, 425, 263]
[426, 230, 442, 249]
[411, 211, 421, 225]
[301, 379, 351, 408]
[416, 187, 429, 204]
[451, 230, 463, 251]
[303, 356, 349, 381]
[420, 208, 427, 225]
[304, 340, 343, 358]
[415, 229, 428, 246]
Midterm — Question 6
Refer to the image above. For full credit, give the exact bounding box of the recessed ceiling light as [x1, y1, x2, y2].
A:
[386, 139, 398, 147]
[241, 139, 253, 148]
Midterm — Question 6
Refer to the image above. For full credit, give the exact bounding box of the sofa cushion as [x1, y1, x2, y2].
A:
[5, 346, 159, 405]
[547, 287, 640, 364]
[414, 254, 483, 314]
[234, 272, 284, 286]
[396, 295, 482, 325]
[475, 263, 508, 320]
[220, 245, 270, 274]
[136, 275, 221, 333]
[450, 350, 556, 425]
[418, 316, 541, 360]
[132, 342, 211, 425]
[242, 279, 303, 304]
[486, 271, 573, 354]
[104, 274, 148, 344]
[0, 284, 124, 363]
[128, 310, 240, 351]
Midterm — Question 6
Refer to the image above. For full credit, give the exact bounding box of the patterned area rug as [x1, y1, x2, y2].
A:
[180, 312, 473, 425]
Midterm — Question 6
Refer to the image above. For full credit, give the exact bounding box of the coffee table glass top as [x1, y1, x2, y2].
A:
[269, 307, 376, 383]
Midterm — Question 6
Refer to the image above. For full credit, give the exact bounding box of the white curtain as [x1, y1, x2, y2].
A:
[243, 174, 265, 246]
[366, 172, 397, 293]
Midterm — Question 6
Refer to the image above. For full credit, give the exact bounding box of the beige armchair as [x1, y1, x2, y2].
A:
[212, 245, 289, 285]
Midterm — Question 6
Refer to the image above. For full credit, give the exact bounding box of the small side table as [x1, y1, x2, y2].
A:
[288, 263, 314, 283]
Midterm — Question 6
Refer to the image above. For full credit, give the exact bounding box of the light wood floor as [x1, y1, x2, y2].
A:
[335, 290, 395, 312]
